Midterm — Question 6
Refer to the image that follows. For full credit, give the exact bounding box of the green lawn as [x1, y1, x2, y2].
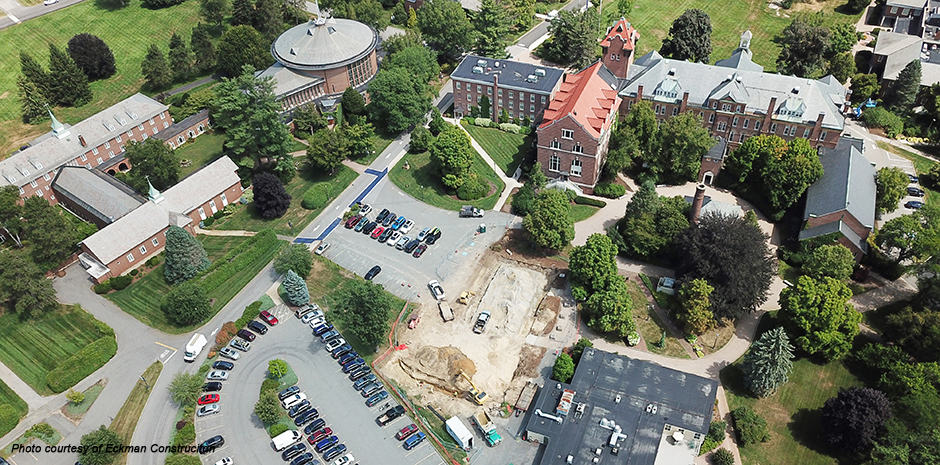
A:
[721, 315, 863, 465]
[106, 235, 284, 333]
[601, 0, 863, 73]
[0, 305, 113, 395]
[214, 165, 358, 236]
[175, 132, 226, 179]
[877, 141, 939, 204]
[65, 382, 105, 419]
[462, 122, 532, 177]
[0, 378, 27, 419]
[351, 128, 399, 166]
[0, 0, 211, 155]
[389, 150, 505, 211]
[570, 204, 600, 222]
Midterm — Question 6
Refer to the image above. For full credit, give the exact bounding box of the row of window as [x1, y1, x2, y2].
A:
[549, 138, 584, 153]
[547, 155, 582, 177]
[467, 95, 537, 114]
[455, 81, 546, 104]
[121, 192, 231, 265]
[346, 56, 374, 88]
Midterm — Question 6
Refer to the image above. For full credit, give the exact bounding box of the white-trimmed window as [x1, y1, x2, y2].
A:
[530, 95, 535, 102]
[163, 121, 169, 128]
[783, 126, 791, 136]
[96, 157, 103, 165]
[116, 135, 123, 143]
[717, 122, 727, 131]
[498, 89, 503, 96]
[722, 103, 731, 111]
[80, 154, 88, 162]
[220, 193, 228, 206]
[529, 104, 535, 112]
[487, 88, 492, 95]
[455, 82, 461, 90]
[550, 139, 560, 149]
[105, 141, 111, 149]
[743, 119, 749, 129]
[509, 101, 514, 109]
[138, 124, 144, 131]
[148, 118, 154, 125]
[712, 101, 718, 109]
[152, 237, 159, 247]
[654, 104, 660, 114]
[754, 121, 762, 131]
[508, 91, 514, 98]
[672, 108, 679, 116]
[18, 187, 24, 195]
[126, 130, 133, 138]
[549, 155, 560, 171]
[541, 96, 546, 104]
[708, 113, 715, 123]
[120, 145, 126, 152]
[141, 133, 148, 140]
[109, 151, 115, 158]
[139, 245, 147, 254]
[127, 252, 134, 262]
[732, 116, 738, 127]
[30, 180, 37, 188]
[570, 159, 582, 177]
[36, 190, 43, 197]
[92, 147, 99, 155]
[477, 85, 482, 93]
[160, 113, 166, 119]
[43, 174, 50, 181]
[660, 106, 667, 115]
[803, 128, 811, 138]
[573, 143, 584, 154]
[770, 123, 777, 133]
[561, 129, 574, 139]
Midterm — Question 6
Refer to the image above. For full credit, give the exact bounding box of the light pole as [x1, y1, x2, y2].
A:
[140, 374, 150, 391]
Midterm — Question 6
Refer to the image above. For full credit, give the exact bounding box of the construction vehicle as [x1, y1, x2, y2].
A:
[472, 410, 502, 446]
[438, 301, 454, 322]
[457, 291, 474, 305]
[514, 381, 538, 416]
[473, 310, 491, 334]
[445, 417, 474, 450]
[459, 205, 484, 218]
[458, 370, 489, 405]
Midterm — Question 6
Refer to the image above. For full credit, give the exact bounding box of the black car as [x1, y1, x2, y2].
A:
[331, 344, 353, 358]
[404, 239, 421, 253]
[425, 228, 442, 245]
[376, 208, 390, 222]
[383, 212, 397, 227]
[304, 418, 326, 435]
[236, 329, 256, 342]
[212, 361, 234, 371]
[281, 443, 307, 461]
[365, 265, 381, 280]
[289, 452, 316, 465]
[362, 221, 378, 234]
[288, 400, 311, 417]
[908, 187, 926, 197]
[377, 405, 407, 426]
[909, 173, 920, 183]
[378, 228, 394, 243]
[247, 320, 268, 335]
[323, 444, 347, 461]
[197, 435, 224, 454]
[203, 381, 222, 392]
[349, 366, 372, 380]
[278, 385, 300, 400]
[294, 408, 319, 426]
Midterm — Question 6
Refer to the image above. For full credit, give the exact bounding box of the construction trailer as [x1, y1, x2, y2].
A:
[446, 416, 474, 450]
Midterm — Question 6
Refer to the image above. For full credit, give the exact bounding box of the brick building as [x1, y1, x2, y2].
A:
[0, 93, 169, 203]
[618, 31, 850, 184]
[155, 109, 211, 149]
[450, 55, 564, 123]
[536, 62, 621, 193]
[78, 156, 243, 282]
[600, 18, 640, 80]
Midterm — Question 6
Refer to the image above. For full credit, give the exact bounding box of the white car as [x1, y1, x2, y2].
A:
[326, 337, 347, 352]
[387, 231, 402, 246]
[428, 280, 445, 300]
[295, 303, 321, 319]
[400, 220, 414, 234]
[315, 242, 330, 255]
[214, 458, 233, 465]
[300, 311, 321, 324]
[307, 316, 325, 328]
[207, 370, 229, 381]
[197, 404, 220, 417]
[358, 204, 372, 217]
[43, 0, 58, 5]
[332, 454, 355, 465]
[281, 393, 307, 409]
[218, 347, 240, 360]
[416, 227, 430, 241]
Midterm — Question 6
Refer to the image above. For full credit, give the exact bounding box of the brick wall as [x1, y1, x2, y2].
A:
[805, 210, 871, 242]
[453, 79, 554, 122]
[536, 115, 607, 191]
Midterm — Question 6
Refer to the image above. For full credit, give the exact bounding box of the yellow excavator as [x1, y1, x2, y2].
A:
[458, 370, 488, 405]
[457, 291, 475, 305]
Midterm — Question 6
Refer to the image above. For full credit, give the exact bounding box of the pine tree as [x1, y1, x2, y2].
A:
[253, 0, 283, 40]
[283, 270, 310, 306]
[231, 0, 255, 26]
[191, 24, 218, 74]
[886, 59, 922, 114]
[473, 0, 510, 58]
[168, 33, 193, 82]
[163, 225, 211, 284]
[741, 327, 794, 397]
[17, 76, 49, 124]
[20, 52, 51, 99]
[47, 43, 92, 107]
[142, 44, 172, 91]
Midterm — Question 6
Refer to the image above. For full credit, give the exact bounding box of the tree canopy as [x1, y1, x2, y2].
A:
[552, 353, 575, 382]
[0, 250, 59, 319]
[430, 125, 475, 189]
[168, 33, 193, 82]
[67, 33, 116, 80]
[660, 9, 712, 63]
[803, 244, 855, 281]
[306, 128, 349, 173]
[654, 112, 713, 184]
[48, 43, 92, 106]
[79, 426, 123, 465]
[543, 8, 600, 69]
[416, 0, 475, 58]
[569, 233, 619, 294]
[168, 372, 203, 407]
[876, 166, 910, 214]
[821, 387, 892, 453]
[252, 172, 292, 218]
[141, 44, 172, 91]
[885, 60, 922, 114]
[677, 278, 715, 335]
[162, 281, 212, 326]
[190, 23, 218, 74]
[741, 327, 794, 397]
[199, 0, 230, 27]
[473, 0, 510, 58]
[877, 202, 940, 263]
[216, 25, 271, 77]
[283, 269, 310, 306]
[333, 280, 394, 351]
[164, 226, 211, 284]
[367, 67, 432, 134]
[124, 138, 180, 193]
[523, 189, 575, 250]
[616, 181, 689, 261]
[776, 16, 831, 78]
[273, 243, 313, 277]
[21, 196, 90, 271]
[779, 275, 860, 360]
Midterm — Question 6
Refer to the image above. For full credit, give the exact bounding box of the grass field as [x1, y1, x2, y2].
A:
[601, 0, 863, 73]
[111, 361, 163, 465]
[877, 141, 938, 204]
[65, 381, 106, 420]
[721, 315, 863, 465]
[214, 165, 358, 235]
[106, 235, 283, 333]
[461, 122, 532, 176]
[175, 132, 226, 179]
[351, 128, 399, 166]
[0, 378, 27, 419]
[389, 150, 505, 211]
[570, 204, 600, 222]
[0, 0, 210, 155]
[0, 305, 113, 395]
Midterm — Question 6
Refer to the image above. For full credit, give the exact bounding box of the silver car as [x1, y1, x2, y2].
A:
[387, 231, 402, 246]
[197, 404, 220, 417]
[218, 347, 240, 360]
[395, 236, 411, 250]
[230, 337, 251, 352]
[207, 370, 229, 381]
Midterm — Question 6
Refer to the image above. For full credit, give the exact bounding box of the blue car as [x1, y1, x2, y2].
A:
[331, 344, 353, 358]
[392, 216, 406, 230]
[341, 357, 364, 368]
[366, 390, 389, 407]
[404, 432, 426, 450]
[320, 330, 340, 342]
[342, 361, 364, 373]
[314, 435, 338, 453]
[323, 444, 347, 461]
[354, 374, 377, 390]
[312, 323, 334, 336]
[303, 418, 326, 436]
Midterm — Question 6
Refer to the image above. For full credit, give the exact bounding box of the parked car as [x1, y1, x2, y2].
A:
[312, 323, 334, 336]
[349, 366, 371, 380]
[301, 311, 322, 325]
[365, 265, 381, 280]
[342, 360, 364, 373]
[382, 212, 397, 227]
[338, 353, 356, 365]
[387, 231, 402, 246]
[304, 418, 326, 436]
[344, 216, 361, 229]
[306, 316, 325, 329]
[377, 405, 406, 426]
[404, 239, 420, 253]
[289, 452, 315, 465]
[342, 357, 364, 368]
[198, 435, 224, 454]
[354, 218, 367, 232]
[43, 0, 58, 5]
[323, 444, 347, 461]
[354, 374, 377, 390]
[310, 427, 333, 443]
[281, 393, 308, 409]
[908, 187, 926, 197]
[315, 242, 331, 255]
[371, 226, 386, 239]
[396, 423, 418, 440]
[906, 200, 925, 209]
[326, 337, 347, 352]
[218, 347, 240, 360]
[321, 330, 341, 343]
[376, 208, 390, 223]
[229, 338, 251, 351]
[278, 385, 301, 400]
[909, 173, 920, 183]
[425, 228, 441, 243]
[361, 383, 383, 397]
[212, 361, 234, 371]
[281, 443, 307, 461]
[288, 400, 311, 418]
[314, 436, 338, 453]
[206, 370, 229, 381]
[331, 453, 355, 465]
[236, 329, 256, 342]
[260, 310, 278, 325]
[403, 432, 426, 450]
[358, 203, 373, 217]
[294, 408, 319, 426]
[378, 228, 394, 243]
[392, 216, 407, 230]
[366, 390, 389, 407]
[296, 304, 321, 318]
[331, 344, 353, 358]
[395, 235, 411, 250]
[400, 219, 415, 234]
[428, 280, 445, 300]
[247, 320, 268, 335]
[416, 227, 430, 241]
[413, 243, 428, 258]
[197, 404, 220, 417]
[362, 221, 378, 234]
[203, 382, 222, 392]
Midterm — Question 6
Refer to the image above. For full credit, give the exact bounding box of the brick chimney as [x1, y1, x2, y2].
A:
[680, 91, 690, 113]
[810, 112, 825, 141]
[493, 73, 500, 120]
[78, 135, 87, 147]
[636, 85, 644, 101]
[690, 183, 707, 225]
[762, 97, 776, 134]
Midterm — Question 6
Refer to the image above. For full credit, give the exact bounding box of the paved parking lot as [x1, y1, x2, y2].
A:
[194, 305, 447, 465]
[318, 180, 513, 301]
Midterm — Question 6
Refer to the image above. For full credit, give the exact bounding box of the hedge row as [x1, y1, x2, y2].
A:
[0, 404, 19, 438]
[593, 183, 626, 199]
[172, 422, 195, 449]
[197, 229, 274, 277]
[301, 184, 331, 210]
[46, 336, 118, 393]
[236, 301, 263, 330]
[198, 230, 282, 294]
[574, 196, 607, 207]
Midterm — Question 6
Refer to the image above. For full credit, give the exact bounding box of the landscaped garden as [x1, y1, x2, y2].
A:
[569, 204, 600, 223]
[389, 150, 505, 211]
[461, 122, 532, 176]
[174, 132, 227, 179]
[0, 379, 27, 438]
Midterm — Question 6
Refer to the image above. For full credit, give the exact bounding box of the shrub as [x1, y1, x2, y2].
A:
[594, 182, 626, 198]
[216, 322, 237, 346]
[474, 118, 492, 127]
[489, 121, 500, 128]
[268, 423, 289, 438]
[93, 281, 112, 294]
[27, 422, 55, 438]
[861, 107, 904, 138]
[213, 210, 225, 220]
[301, 184, 330, 210]
[173, 423, 195, 448]
[552, 353, 575, 382]
[146, 254, 164, 267]
[261, 378, 280, 394]
[176, 420, 187, 430]
[731, 406, 770, 445]
[202, 217, 215, 226]
[574, 196, 607, 207]
[109, 275, 133, 290]
[463, 117, 475, 126]
[711, 448, 735, 465]
[0, 404, 20, 438]
[66, 389, 85, 404]
[456, 175, 489, 201]
[236, 301, 263, 329]
[130, 269, 139, 277]
[46, 336, 118, 393]
[499, 123, 521, 133]
[165, 454, 201, 465]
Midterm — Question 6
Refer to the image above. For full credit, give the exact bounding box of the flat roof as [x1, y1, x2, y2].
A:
[451, 55, 564, 95]
[526, 349, 717, 465]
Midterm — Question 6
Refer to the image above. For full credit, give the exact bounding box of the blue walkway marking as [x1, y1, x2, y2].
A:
[294, 237, 315, 244]
[295, 217, 342, 243]
[350, 167, 388, 206]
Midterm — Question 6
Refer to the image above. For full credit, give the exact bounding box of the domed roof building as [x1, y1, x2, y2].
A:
[258, 15, 378, 112]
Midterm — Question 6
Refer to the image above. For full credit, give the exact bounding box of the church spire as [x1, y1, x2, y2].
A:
[49, 108, 71, 140]
[147, 177, 165, 204]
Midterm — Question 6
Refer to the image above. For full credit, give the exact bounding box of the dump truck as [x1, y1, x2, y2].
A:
[459, 205, 484, 218]
[473, 310, 491, 334]
[438, 301, 454, 322]
[445, 416, 474, 451]
[514, 381, 538, 414]
[183, 333, 207, 363]
[472, 410, 502, 446]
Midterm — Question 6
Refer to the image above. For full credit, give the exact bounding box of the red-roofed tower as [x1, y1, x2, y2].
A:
[600, 18, 639, 80]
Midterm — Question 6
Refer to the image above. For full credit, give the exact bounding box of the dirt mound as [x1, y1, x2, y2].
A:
[399, 345, 477, 393]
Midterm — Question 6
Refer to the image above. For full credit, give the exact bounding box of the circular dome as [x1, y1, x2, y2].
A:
[272, 18, 378, 71]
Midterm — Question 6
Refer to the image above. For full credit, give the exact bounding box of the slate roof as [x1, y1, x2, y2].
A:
[154, 110, 209, 142]
[803, 136, 876, 229]
[81, 156, 240, 264]
[272, 18, 378, 70]
[451, 55, 564, 95]
[620, 49, 847, 131]
[0, 94, 167, 188]
[887, 0, 926, 8]
[874, 32, 940, 85]
[714, 48, 764, 72]
[257, 64, 326, 98]
[600, 18, 639, 50]
[799, 220, 869, 254]
[526, 348, 718, 465]
[51, 167, 144, 224]
[539, 62, 621, 139]
[704, 136, 728, 161]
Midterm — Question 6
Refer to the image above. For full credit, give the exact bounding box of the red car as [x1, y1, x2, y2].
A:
[260, 310, 278, 326]
[198, 394, 220, 405]
[311, 427, 333, 442]
[413, 243, 428, 258]
[370, 226, 385, 239]
[344, 216, 361, 229]
[396, 424, 418, 440]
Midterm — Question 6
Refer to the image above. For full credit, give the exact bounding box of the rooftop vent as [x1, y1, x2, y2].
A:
[526, 74, 538, 83]
[735, 75, 743, 83]
[726, 75, 733, 82]
[792, 86, 800, 94]
[328, 26, 336, 34]
[494, 61, 500, 67]
[290, 47, 298, 55]
[472, 66, 484, 74]
[78, 135, 87, 147]
[667, 68, 676, 76]
[535, 68, 547, 77]
[103, 122, 115, 131]
[307, 27, 315, 35]
[17, 166, 29, 176]
[477, 59, 487, 67]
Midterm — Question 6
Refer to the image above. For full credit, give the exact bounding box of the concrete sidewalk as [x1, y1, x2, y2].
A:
[0, 359, 47, 411]
[451, 118, 523, 211]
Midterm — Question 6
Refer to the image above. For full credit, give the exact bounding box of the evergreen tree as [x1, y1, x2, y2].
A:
[341, 86, 366, 121]
[283, 270, 310, 306]
[660, 9, 712, 63]
[162, 281, 212, 325]
[741, 327, 794, 397]
[677, 278, 715, 335]
[544, 8, 600, 68]
[168, 33, 193, 82]
[885, 59, 922, 114]
[199, 0, 230, 28]
[47, 43, 92, 107]
[254, 0, 283, 40]
[66, 33, 117, 80]
[17, 76, 49, 124]
[164, 225, 211, 284]
[391, 0, 406, 25]
[231, 0, 255, 26]
[142, 44, 172, 91]
[473, 0, 510, 58]
[20, 52, 51, 99]
[191, 23, 218, 74]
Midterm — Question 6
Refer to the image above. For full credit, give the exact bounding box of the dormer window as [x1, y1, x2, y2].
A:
[574, 144, 584, 154]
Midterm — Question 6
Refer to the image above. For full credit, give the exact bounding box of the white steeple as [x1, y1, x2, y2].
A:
[49, 108, 71, 140]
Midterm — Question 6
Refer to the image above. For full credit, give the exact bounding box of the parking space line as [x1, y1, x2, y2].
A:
[199, 424, 224, 432]
[404, 444, 429, 457]
[412, 451, 437, 465]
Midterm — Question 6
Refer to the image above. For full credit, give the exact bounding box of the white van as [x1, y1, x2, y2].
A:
[272, 430, 303, 451]
[281, 393, 307, 409]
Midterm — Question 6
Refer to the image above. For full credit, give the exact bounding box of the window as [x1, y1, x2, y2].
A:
[139, 245, 147, 254]
[487, 88, 492, 95]
[108, 151, 114, 158]
[712, 101, 718, 109]
[209, 200, 218, 213]
[722, 103, 731, 111]
[699, 112, 704, 118]
[737, 105, 743, 112]
[498, 99, 503, 107]
[672, 108, 679, 116]
[477, 85, 482, 93]
[120, 145, 125, 152]
[30, 180, 37, 188]
[509, 101, 514, 109]
[104, 141, 111, 149]
[770, 123, 777, 133]
[530, 95, 535, 102]
[754, 121, 761, 131]
[549, 155, 560, 171]
[654, 104, 660, 114]
[467, 94, 471, 102]
[126, 130, 133, 138]
[498, 89, 503, 96]
[530, 104, 535, 112]
[36, 190, 43, 197]
[732, 116, 738, 127]
[573, 143, 584, 154]
[561, 129, 574, 139]
[509, 91, 514, 98]
[550, 139, 560, 149]
[96, 157, 103, 165]
[163, 121, 169, 129]
[740, 134, 747, 142]
[717, 122, 727, 131]
[116, 135, 122, 143]
[80, 154, 88, 162]
[198, 207, 206, 220]
[820, 131, 827, 141]
[149, 118, 155, 125]
[153, 127, 158, 134]
[92, 147, 99, 155]
[43, 173, 50, 181]
[220, 193, 228, 206]
[708, 113, 715, 123]
[160, 113, 166, 119]
[126, 252, 134, 262]
[541, 96, 546, 104]
[570, 159, 582, 176]
[151, 238, 159, 247]
[743, 119, 749, 129]
[782, 126, 790, 136]
[729, 132, 735, 141]
[18, 187, 24, 195]
[803, 128, 811, 138]
[509, 112, 514, 118]
[141, 133, 148, 140]
[138, 124, 144, 131]
[455, 82, 461, 90]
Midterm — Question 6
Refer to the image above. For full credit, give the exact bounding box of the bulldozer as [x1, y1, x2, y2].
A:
[457, 291, 475, 305]
[458, 370, 488, 405]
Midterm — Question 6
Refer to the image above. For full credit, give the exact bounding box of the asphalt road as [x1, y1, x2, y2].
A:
[514, 0, 582, 49]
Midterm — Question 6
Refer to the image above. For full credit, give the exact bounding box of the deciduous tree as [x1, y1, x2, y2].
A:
[876, 167, 909, 214]
[48, 43, 92, 106]
[731, 406, 770, 445]
[741, 327, 794, 397]
[341, 87, 366, 121]
[141, 44, 172, 91]
[524, 189, 575, 250]
[252, 172, 292, 218]
[473, 0, 510, 58]
[885, 59, 922, 114]
[168, 33, 193, 82]
[66, 33, 116, 80]
[199, 0, 230, 28]
[367, 67, 431, 133]
[273, 243, 313, 277]
[779, 276, 860, 360]
[430, 125, 475, 188]
[821, 387, 892, 452]
[345, 123, 375, 159]
[850, 73, 880, 104]
[660, 9, 712, 63]
[803, 244, 855, 281]
[584, 279, 635, 336]
[885, 305, 940, 362]
[552, 353, 574, 382]
[66, 389, 85, 404]
[410, 126, 433, 153]
[416, 0, 475, 58]
[124, 138, 180, 193]
[618, 182, 688, 261]
[570, 337, 593, 364]
[306, 128, 349, 173]
[168, 372, 204, 407]
[164, 225, 211, 284]
[381, 30, 424, 56]
[0, 250, 59, 319]
[216, 26, 271, 77]
[654, 112, 713, 184]
[333, 280, 394, 350]
[383, 45, 440, 88]
[877, 203, 940, 263]
[162, 282, 212, 326]
[268, 359, 289, 378]
[79, 426, 122, 465]
[569, 233, 618, 293]
[283, 270, 310, 306]
[677, 278, 715, 335]
[776, 16, 831, 78]
[828, 22, 859, 55]
[253, 0, 284, 40]
[543, 8, 599, 69]
[759, 138, 823, 214]
[21, 196, 85, 271]
[254, 392, 281, 423]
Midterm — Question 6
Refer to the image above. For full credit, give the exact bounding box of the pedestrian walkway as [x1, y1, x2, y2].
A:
[194, 227, 256, 237]
[850, 276, 918, 313]
[450, 119, 523, 211]
[0, 359, 46, 411]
